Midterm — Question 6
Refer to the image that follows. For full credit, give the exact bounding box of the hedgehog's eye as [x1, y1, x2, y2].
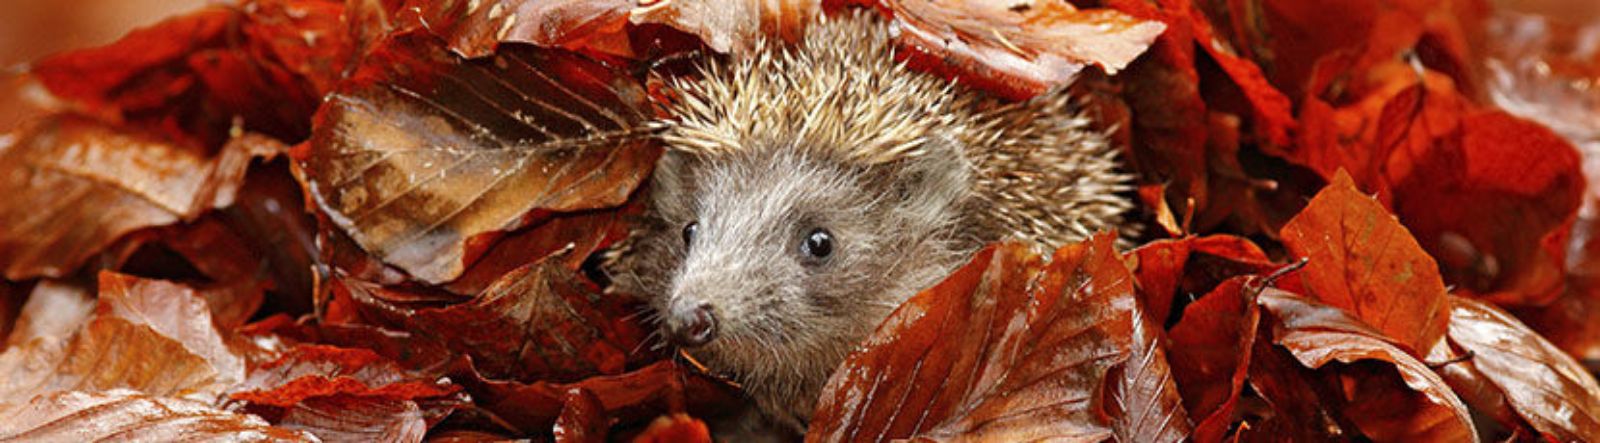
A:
[682, 222, 698, 248]
[800, 228, 833, 261]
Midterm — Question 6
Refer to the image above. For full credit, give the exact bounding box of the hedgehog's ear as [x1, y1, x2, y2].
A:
[890, 136, 972, 220]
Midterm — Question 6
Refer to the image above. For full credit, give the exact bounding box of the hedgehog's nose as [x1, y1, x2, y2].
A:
[667, 303, 718, 348]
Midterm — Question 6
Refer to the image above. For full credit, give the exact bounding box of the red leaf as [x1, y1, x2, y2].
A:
[31, 1, 336, 147]
[808, 235, 1185, 441]
[1279, 170, 1450, 355]
[555, 388, 608, 442]
[1390, 110, 1584, 305]
[1166, 276, 1261, 442]
[276, 394, 430, 442]
[1130, 234, 1274, 325]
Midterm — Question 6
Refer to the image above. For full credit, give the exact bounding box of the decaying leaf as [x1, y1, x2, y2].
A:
[297, 30, 658, 283]
[808, 235, 1185, 441]
[1280, 170, 1450, 355]
[629, 0, 820, 55]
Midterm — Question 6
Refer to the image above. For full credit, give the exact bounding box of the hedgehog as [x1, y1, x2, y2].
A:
[604, 11, 1133, 435]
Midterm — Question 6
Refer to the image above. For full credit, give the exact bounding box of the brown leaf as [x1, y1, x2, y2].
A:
[1130, 234, 1274, 325]
[554, 388, 607, 442]
[230, 345, 458, 406]
[297, 30, 658, 283]
[0, 390, 312, 441]
[1258, 289, 1477, 442]
[1439, 295, 1600, 441]
[0, 272, 246, 403]
[1279, 170, 1450, 355]
[406, 0, 632, 58]
[808, 235, 1178, 441]
[884, 0, 1166, 99]
[0, 117, 280, 280]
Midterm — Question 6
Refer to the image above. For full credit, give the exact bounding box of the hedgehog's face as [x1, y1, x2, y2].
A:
[643, 143, 974, 388]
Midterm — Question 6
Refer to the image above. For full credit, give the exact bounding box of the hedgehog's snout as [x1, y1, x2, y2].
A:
[665, 300, 718, 348]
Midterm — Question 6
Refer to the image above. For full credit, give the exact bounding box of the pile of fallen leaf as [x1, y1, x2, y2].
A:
[0, 0, 1597, 441]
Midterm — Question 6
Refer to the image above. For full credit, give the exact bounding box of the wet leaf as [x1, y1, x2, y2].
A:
[883, 0, 1166, 99]
[1280, 170, 1450, 355]
[0, 272, 247, 411]
[1439, 295, 1600, 441]
[297, 30, 658, 283]
[808, 235, 1170, 441]
[1106, 288, 1193, 443]
[1258, 289, 1477, 442]
[0, 390, 312, 442]
[0, 117, 270, 280]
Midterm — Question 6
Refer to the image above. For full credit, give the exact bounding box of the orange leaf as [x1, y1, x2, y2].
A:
[1279, 170, 1450, 355]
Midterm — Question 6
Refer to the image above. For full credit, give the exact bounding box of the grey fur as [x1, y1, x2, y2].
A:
[604, 11, 1133, 433]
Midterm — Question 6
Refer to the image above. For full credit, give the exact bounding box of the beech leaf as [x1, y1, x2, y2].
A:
[1279, 169, 1450, 355]
[298, 31, 658, 283]
[0, 390, 312, 442]
[808, 234, 1184, 441]
[0, 117, 270, 280]
[1259, 289, 1477, 442]
[884, 0, 1165, 98]
[1440, 295, 1600, 441]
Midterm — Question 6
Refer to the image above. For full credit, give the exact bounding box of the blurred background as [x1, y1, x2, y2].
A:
[0, 0, 205, 131]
